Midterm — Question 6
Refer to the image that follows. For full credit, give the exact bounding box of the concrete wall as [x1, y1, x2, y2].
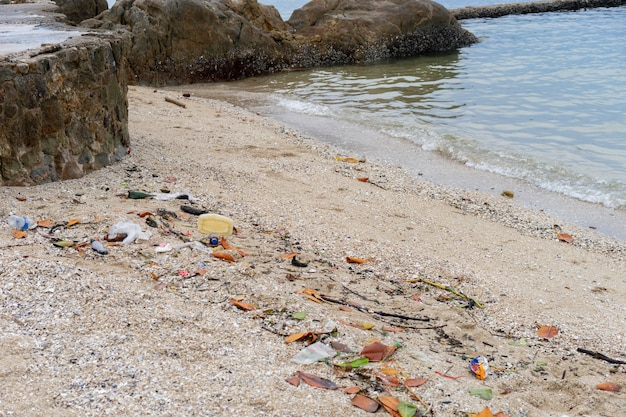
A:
[0, 35, 129, 185]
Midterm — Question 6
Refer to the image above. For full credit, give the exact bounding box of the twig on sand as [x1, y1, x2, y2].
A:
[320, 294, 431, 322]
[405, 278, 484, 309]
[165, 96, 187, 108]
[577, 348, 626, 365]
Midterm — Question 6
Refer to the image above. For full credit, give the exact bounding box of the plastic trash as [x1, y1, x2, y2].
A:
[291, 341, 336, 364]
[108, 221, 152, 245]
[469, 356, 490, 380]
[153, 191, 197, 201]
[207, 234, 220, 246]
[91, 240, 108, 255]
[198, 213, 233, 236]
[8, 214, 36, 230]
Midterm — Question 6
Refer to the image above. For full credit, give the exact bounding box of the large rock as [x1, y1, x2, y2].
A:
[0, 36, 129, 185]
[83, 0, 477, 84]
[288, 0, 477, 66]
[53, 0, 109, 24]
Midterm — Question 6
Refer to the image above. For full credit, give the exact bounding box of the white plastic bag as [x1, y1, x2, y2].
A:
[108, 221, 152, 245]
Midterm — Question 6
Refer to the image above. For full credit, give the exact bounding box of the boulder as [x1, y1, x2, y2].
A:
[53, 0, 109, 24]
[288, 0, 477, 66]
[83, 0, 477, 84]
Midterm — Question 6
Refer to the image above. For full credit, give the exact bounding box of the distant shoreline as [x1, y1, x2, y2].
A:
[451, 0, 626, 19]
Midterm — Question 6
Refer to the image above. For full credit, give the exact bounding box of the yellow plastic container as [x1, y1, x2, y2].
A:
[197, 213, 233, 236]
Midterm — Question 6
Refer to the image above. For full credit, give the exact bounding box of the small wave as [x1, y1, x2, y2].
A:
[274, 96, 333, 117]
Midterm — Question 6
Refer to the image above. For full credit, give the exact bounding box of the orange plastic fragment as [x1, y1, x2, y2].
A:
[229, 299, 255, 311]
[356, 177, 369, 182]
[212, 251, 235, 262]
[596, 382, 621, 392]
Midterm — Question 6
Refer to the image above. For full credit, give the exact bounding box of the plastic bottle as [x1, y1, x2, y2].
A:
[197, 213, 233, 236]
[8, 214, 36, 230]
[207, 234, 220, 246]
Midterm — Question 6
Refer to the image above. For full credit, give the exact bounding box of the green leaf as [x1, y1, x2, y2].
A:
[292, 311, 307, 320]
[469, 388, 493, 400]
[536, 361, 548, 366]
[398, 401, 418, 417]
[339, 357, 369, 369]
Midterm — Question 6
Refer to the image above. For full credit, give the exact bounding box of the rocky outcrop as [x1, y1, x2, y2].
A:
[83, 0, 477, 84]
[53, 0, 109, 24]
[451, 0, 626, 20]
[288, 0, 477, 67]
[0, 35, 129, 185]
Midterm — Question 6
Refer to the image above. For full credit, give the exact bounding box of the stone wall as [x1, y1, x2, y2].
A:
[0, 35, 129, 186]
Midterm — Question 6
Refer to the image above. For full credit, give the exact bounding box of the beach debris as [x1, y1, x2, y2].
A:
[404, 377, 428, 388]
[338, 357, 369, 369]
[229, 299, 255, 311]
[8, 214, 36, 230]
[291, 341, 336, 364]
[12, 230, 28, 239]
[335, 156, 365, 163]
[469, 388, 493, 400]
[596, 382, 622, 392]
[108, 221, 152, 245]
[356, 177, 369, 182]
[36, 219, 55, 228]
[556, 232, 574, 243]
[295, 371, 338, 390]
[576, 348, 626, 365]
[398, 401, 418, 417]
[404, 277, 484, 308]
[127, 190, 154, 199]
[469, 356, 490, 380]
[164, 96, 186, 108]
[346, 256, 371, 264]
[211, 251, 236, 262]
[206, 234, 220, 247]
[360, 341, 396, 362]
[292, 311, 307, 320]
[291, 256, 309, 267]
[198, 213, 233, 235]
[537, 325, 559, 339]
[501, 190, 514, 198]
[352, 394, 380, 413]
[378, 395, 401, 416]
[180, 205, 208, 215]
[285, 376, 300, 387]
[91, 240, 108, 255]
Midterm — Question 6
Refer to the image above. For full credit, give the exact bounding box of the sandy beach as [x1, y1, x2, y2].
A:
[1, 85, 624, 416]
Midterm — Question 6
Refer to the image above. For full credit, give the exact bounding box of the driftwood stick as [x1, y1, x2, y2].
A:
[577, 348, 626, 365]
[405, 278, 484, 309]
[165, 96, 187, 108]
[320, 294, 431, 322]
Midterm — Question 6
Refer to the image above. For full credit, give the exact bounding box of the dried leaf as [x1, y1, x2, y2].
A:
[16, 196, 28, 201]
[469, 388, 493, 400]
[284, 332, 312, 344]
[351, 394, 379, 413]
[296, 371, 337, 390]
[285, 376, 300, 387]
[343, 321, 375, 330]
[495, 412, 511, 417]
[280, 251, 298, 259]
[37, 219, 55, 228]
[229, 299, 255, 311]
[339, 305, 353, 312]
[398, 401, 418, 417]
[300, 288, 324, 303]
[330, 341, 352, 352]
[361, 342, 396, 362]
[357, 177, 369, 182]
[470, 407, 494, 417]
[12, 230, 27, 239]
[346, 256, 368, 264]
[404, 377, 428, 388]
[382, 326, 405, 333]
[212, 251, 235, 262]
[378, 395, 401, 417]
[335, 156, 362, 163]
[376, 372, 399, 387]
[380, 367, 399, 376]
[435, 371, 464, 380]
[537, 325, 559, 339]
[556, 233, 573, 243]
[221, 237, 234, 250]
[344, 386, 361, 394]
[596, 382, 621, 392]
[66, 219, 81, 227]
[137, 211, 155, 218]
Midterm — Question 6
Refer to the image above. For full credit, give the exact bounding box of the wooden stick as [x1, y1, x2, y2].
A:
[405, 278, 484, 308]
[165, 96, 187, 108]
[320, 294, 431, 322]
[577, 348, 626, 365]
